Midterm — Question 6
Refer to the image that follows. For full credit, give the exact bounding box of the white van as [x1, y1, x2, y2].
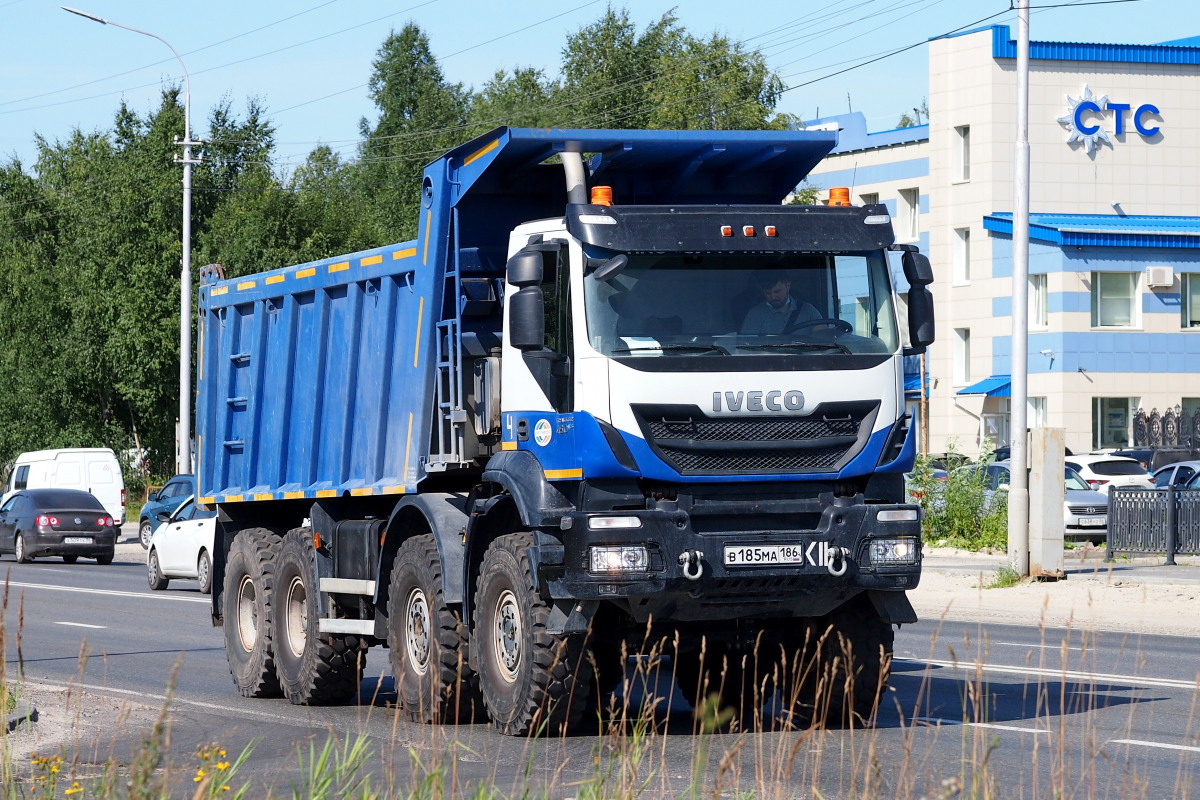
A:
[6, 448, 125, 524]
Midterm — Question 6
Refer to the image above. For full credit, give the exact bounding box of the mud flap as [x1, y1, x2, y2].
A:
[867, 589, 918, 625]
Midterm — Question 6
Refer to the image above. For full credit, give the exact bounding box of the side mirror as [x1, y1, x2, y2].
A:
[506, 250, 543, 288]
[155, 511, 171, 523]
[508, 287, 545, 351]
[905, 285, 935, 353]
[592, 254, 628, 282]
[902, 251, 934, 286]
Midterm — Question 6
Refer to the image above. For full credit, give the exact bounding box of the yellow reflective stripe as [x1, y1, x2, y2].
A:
[266, 275, 285, 285]
[463, 138, 500, 166]
[223, 494, 244, 503]
[296, 268, 317, 279]
[283, 492, 305, 499]
[403, 413, 414, 481]
[544, 469, 583, 479]
[198, 496, 215, 505]
[329, 261, 349, 273]
[315, 489, 337, 498]
[413, 297, 424, 367]
[394, 248, 417, 260]
[501, 441, 518, 451]
[350, 488, 373, 496]
[237, 281, 256, 291]
[253, 493, 273, 501]
[382, 485, 407, 495]
[422, 210, 432, 264]
[360, 254, 383, 267]
[211, 286, 228, 296]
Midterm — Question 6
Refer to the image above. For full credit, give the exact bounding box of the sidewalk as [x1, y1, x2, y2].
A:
[923, 543, 1200, 584]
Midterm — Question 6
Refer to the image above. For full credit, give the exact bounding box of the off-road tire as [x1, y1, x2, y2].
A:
[15, 533, 31, 563]
[62, 555, 79, 564]
[273, 529, 362, 705]
[223, 528, 283, 698]
[388, 534, 479, 723]
[782, 595, 893, 727]
[474, 532, 594, 736]
[197, 550, 213, 595]
[147, 549, 169, 590]
[673, 640, 760, 729]
[139, 519, 153, 549]
[95, 553, 114, 565]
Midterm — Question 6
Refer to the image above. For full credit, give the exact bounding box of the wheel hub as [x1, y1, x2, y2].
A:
[493, 589, 521, 682]
[236, 575, 258, 652]
[404, 587, 431, 675]
[284, 575, 308, 658]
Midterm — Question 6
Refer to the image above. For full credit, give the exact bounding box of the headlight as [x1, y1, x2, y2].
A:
[589, 545, 650, 573]
[867, 538, 920, 566]
[587, 516, 642, 530]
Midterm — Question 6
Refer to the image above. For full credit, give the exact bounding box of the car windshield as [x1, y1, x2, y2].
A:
[582, 251, 899, 358]
[1090, 460, 1148, 476]
[1064, 468, 1090, 491]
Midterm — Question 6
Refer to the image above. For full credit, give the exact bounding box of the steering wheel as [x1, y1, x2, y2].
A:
[785, 317, 854, 335]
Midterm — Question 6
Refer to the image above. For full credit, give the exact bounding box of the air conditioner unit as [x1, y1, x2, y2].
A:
[1145, 266, 1174, 288]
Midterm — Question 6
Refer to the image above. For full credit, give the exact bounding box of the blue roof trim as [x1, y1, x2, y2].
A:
[984, 213, 1200, 249]
[957, 375, 1011, 397]
[980, 24, 1200, 64]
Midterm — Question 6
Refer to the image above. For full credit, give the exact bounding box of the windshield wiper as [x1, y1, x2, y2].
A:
[612, 343, 731, 355]
[740, 341, 852, 354]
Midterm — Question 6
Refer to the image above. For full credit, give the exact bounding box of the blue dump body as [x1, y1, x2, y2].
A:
[196, 127, 839, 503]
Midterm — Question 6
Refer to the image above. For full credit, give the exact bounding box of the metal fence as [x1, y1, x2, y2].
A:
[1107, 486, 1200, 562]
[1132, 405, 1200, 448]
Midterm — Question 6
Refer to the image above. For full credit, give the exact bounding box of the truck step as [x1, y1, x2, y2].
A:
[318, 578, 376, 595]
[317, 618, 375, 635]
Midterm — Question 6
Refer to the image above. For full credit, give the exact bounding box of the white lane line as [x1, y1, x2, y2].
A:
[1110, 739, 1200, 754]
[54, 621, 106, 629]
[2, 581, 209, 604]
[992, 641, 1087, 652]
[899, 658, 1200, 691]
[913, 716, 1050, 734]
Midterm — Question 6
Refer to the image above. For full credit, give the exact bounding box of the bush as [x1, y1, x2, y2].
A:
[912, 441, 1007, 550]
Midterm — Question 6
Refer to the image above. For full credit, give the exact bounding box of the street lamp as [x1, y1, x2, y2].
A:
[63, 6, 199, 476]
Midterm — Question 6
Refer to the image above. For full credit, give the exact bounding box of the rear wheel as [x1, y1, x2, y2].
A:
[62, 555, 79, 564]
[673, 640, 762, 730]
[15, 534, 31, 563]
[147, 549, 169, 590]
[95, 552, 113, 566]
[223, 528, 283, 698]
[197, 550, 213, 594]
[272, 529, 362, 705]
[139, 519, 153, 549]
[387, 534, 478, 723]
[474, 532, 593, 736]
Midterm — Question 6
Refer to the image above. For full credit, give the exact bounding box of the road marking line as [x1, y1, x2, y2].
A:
[54, 621, 106, 629]
[1110, 739, 1200, 754]
[900, 658, 1200, 691]
[913, 716, 1049, 734]
[992, 641, 1087, 652]
[3, 581, 209, 604]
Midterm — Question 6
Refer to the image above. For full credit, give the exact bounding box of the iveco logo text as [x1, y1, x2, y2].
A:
[712, 390, 804, 413]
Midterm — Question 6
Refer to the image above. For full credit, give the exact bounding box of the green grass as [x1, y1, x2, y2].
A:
[983, 565, 1021, 589]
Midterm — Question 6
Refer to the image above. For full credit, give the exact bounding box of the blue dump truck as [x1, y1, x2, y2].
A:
[197, 127, 935, 735]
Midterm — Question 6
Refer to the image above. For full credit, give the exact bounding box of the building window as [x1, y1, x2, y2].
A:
[1183, 274, 1200, 328]
[1091, 272, 1138, 328]
[1029, 274, 1048, 329]
[860, 192, 879, 206]
[954, 125, 971, 182]
[953, 327, 971, 385]
[1093, 397, 1134, 449]
[1028, 396, 1047, 427]
[952, 227, 970, 284]
[898, 188, 919, 242]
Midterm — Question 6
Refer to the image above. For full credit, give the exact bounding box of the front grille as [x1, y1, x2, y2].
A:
[632, 401, 878, 475]
[1068, 505, 1107, 515]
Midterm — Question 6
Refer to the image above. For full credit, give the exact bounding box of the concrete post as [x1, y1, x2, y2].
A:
[1029, 427, 1065, 578]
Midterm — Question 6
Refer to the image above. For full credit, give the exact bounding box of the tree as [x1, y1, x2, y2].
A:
[468, 67, 562, 130]
[898, 98, 929, 128]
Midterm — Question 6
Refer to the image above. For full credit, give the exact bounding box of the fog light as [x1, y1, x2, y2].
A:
[588, 516, 642, 530]
[877, 508, 919, 522]
[868, 538, 919, 566]
[589, 545, 650, 573]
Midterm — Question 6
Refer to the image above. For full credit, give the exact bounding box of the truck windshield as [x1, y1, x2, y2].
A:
[583, 252, 899, 358]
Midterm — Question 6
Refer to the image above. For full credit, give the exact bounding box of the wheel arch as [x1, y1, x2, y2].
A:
[376, 494, 469, 617]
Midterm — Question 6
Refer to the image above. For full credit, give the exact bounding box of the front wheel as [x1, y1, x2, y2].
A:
[223, 528, 283, 698]
[272, 529, 362, 705]
[139, 519, 153, 549]
[474, 532, 592, 736]
[147, 550, 169, 590]
[197, 550, 213, 595]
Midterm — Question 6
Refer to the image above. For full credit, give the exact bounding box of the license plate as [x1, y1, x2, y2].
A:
[63, 536, 93, 544]
[724, 544, 808, 566]
[1078, 517, 1106, 527]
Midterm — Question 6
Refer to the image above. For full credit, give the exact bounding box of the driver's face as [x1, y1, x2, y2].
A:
[762, 280, 791, 309]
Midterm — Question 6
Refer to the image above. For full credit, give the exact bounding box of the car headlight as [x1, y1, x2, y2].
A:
[589, 545, 650, 573]
[866, 538, 920, 566]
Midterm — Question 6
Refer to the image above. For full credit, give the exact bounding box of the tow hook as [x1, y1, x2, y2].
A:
[827, 546, 851, 577]
[678, 549, 704, 581]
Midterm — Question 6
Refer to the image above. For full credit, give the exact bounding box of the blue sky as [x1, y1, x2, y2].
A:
[0, 0, 1191, 171]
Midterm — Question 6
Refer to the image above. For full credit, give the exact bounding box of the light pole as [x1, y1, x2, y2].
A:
[63, 6, 200, 476]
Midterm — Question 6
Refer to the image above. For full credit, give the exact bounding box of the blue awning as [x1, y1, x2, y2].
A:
[904, 372, 929, 395]
[956, 374, 1011, 397]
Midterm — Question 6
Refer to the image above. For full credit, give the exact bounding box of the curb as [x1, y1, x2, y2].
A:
[5, 701, 38, 733]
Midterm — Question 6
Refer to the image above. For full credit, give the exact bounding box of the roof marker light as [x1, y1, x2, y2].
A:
[764, 225, 777, 237]
[742, 226, 756, 237]
[720, 225, 733, 237]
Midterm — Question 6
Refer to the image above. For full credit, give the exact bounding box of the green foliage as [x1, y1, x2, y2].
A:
[985, 565, 1021, 589]
[788, 182, 822, 205]
[912, 441, 1008, 550]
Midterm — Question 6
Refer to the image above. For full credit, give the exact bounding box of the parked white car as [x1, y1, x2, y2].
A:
[146, 496, 216, 593]
[1064, 454, 1154, 494]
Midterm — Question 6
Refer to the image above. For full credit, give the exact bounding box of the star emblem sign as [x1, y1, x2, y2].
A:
[1057, 84, 1111, 155]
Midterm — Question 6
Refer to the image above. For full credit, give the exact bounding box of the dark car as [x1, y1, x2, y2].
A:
[138, 474, 196, 549]
[0, 488, 119, 564]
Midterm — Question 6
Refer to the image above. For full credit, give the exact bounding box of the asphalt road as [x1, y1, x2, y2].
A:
[2, 545, 1197, 798]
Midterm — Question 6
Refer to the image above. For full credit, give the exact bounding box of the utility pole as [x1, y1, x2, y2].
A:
[1008, 0, 1032, 577]
[63, 7, 200, 475]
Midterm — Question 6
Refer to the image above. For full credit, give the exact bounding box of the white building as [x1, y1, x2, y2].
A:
[806, 25, 1200, 457]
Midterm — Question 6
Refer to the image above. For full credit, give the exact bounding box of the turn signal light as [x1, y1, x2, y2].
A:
[37, 515, 60, 527]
